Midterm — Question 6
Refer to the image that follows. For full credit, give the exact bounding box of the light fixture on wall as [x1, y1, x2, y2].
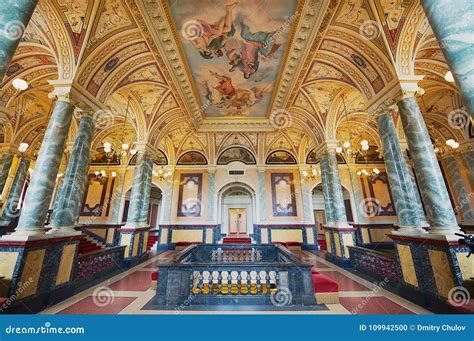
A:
[356, 167, 380, 178]
[444, 71, 455, 83]
[18, 142, 29, 155]
[433, 138, 460, 156]
[153, 166, 172, 181]
[93, 169, 109, 184]
[302, 165, 319, 180]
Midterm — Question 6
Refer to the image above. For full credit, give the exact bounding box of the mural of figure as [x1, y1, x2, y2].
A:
[189, 2, 238, 59]
[227, 21, 281, 79]
[206, 71, 264, 111]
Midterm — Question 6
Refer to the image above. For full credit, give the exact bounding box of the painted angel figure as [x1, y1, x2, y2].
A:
[186, 2, 238, 59]
[226, 21, 281, 79]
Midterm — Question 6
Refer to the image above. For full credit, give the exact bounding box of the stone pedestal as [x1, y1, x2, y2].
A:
[323, 225, 356, 267]
[390, 234, 472, 311]
[118, 227, 150, 267]
[0, 235, 81, 313]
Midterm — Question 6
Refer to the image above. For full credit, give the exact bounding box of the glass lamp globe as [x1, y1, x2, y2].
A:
[343, 141, 351, 149]
[12, 78, 28, 91]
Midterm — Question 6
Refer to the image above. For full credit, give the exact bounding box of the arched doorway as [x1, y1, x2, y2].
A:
[121, 185, 162, 228]
[218, 183, 255, 237]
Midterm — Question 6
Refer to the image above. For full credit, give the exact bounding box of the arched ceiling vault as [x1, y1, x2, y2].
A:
[1, 0, 471, 166]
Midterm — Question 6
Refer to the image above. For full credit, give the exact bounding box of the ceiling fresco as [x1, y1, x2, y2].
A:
[0, 0, 471, 166]
[167, 0, 297, 119]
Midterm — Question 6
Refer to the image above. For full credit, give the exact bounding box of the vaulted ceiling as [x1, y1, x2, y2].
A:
[0, 0, 470, 164]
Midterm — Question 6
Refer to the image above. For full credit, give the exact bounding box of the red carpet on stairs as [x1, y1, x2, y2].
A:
[147, 234, 158, 250]
[78, 235, 105, 255]
[222, 237, 251, 244]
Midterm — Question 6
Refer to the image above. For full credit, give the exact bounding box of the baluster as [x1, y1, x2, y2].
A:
[221, 271, 229, 295]
[212, 270, 219, 295]
[269, 271, 277, 294]
[202, 271, 210, 295]
[230, 271, 239, 295]
[259, 270, 268, 295]
[250, 271, 258, 295]
[240, 271, 249, 295]
[192, 271, 201, 295]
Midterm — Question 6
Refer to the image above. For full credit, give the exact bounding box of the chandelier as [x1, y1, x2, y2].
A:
[153, 166, 173, 181]
[433, 138, 460, 156]
[302, 165, 319, 180]
[103, 96, 136, 163]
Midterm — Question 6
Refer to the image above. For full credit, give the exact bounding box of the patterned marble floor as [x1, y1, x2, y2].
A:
[40, 250, 431, 315]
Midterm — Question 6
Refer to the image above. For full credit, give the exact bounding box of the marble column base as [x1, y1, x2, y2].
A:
[3, 227, 46, 241]
[392, 226, 428, 236]
[123, 221, 149, 229]
[46, 226, 82, 237]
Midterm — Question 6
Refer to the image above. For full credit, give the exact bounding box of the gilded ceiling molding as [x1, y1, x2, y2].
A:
[76, 30, 144, 87]
[97, 54, 155, 103]
[395, 1, 425, 77]
[325, 28, 394, 84]
[309, 52, 373, 99]
[287, 0, 339, 110]
[37, 0, 75, 80]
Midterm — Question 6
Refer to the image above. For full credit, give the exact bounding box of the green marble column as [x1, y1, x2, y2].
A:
[0, 154, 13, 196]
[460, 149, 474, 186]
[443, 154, 474, 224]
[319, 155, 335, 225]
[421, 0, 474, 118]
[138, 157, 153, 224]
[125, 152, 149, 227]
[326, 150, 349, 227]
[50, 114, 95, 231]
[0, 158, 29, 226]
[207, 170, 216, 221]
[397, 96, 459, 235]
[376, 112, 426, 232]
[14, 98, 75, 236]
[110, 170, 125, 223]
[0, 0, 39, 81]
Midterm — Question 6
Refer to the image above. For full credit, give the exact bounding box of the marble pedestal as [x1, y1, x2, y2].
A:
[390, 233, 472, 311]
[0, 234, 81, 313]
[323, 225, 356, 267]
[118, 226, 150, 267]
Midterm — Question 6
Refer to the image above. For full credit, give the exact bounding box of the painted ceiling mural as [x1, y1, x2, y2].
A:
[0, 0, 471, 166]
[167, 0, 297, 118]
